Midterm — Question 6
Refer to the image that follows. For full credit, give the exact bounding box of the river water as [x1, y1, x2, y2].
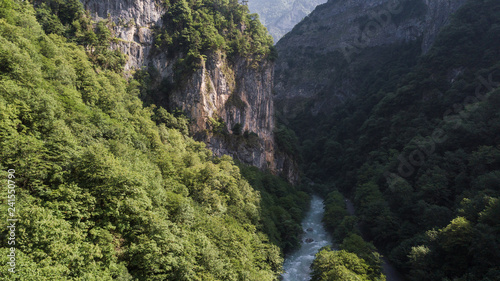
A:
[281, 196, 405, 281]
[281, 195, 333, 281]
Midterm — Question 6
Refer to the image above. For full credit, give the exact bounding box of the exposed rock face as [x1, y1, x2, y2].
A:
[81, 0, 164, 71]
[167, 52, 277, 171]
[274, 0, 468, 118]
[80, 0, 297, 180]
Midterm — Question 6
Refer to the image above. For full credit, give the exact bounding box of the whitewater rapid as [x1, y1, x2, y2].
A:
[281, 195, 333, 281]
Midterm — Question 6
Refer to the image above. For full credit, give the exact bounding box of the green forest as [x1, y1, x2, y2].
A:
[154, 0, 276, 85]
[287, 0, 500, 280]
[0, 0, 307, 280]
[2, 0, 500, 280]
[311, 191, 385, 281]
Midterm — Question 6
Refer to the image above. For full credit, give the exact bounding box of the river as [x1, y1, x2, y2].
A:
[281, 195, 333, 281]
[281, 196, 405, 281]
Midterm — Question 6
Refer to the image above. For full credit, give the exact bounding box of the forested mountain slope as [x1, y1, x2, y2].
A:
[278, 0, 500, 280]
[0, 1, 309, 280]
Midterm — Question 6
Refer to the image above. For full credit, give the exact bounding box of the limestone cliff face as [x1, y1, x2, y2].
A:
[167, 52, 277, 172]
[81, 0, 164, 72]
[80, 0, 297, 180]
[274, 0, 467, 118]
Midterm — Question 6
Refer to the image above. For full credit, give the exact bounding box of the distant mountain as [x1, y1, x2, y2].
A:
[247, 0, 327, 42]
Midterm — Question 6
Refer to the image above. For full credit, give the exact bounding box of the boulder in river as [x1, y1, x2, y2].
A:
[305, 238, 314, 243]
[306, 228, 313, 232]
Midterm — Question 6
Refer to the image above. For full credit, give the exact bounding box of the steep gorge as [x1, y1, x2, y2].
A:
[4, 0, 498, 279]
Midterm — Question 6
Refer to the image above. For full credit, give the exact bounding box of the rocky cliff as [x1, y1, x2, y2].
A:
[167, 52, 277, 172]
[81, 0, 163, 72]
[274, 0, 467, 118]
[80, 0, 297, 180]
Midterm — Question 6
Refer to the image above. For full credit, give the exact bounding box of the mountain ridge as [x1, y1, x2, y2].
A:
[274, 0, 467, 119]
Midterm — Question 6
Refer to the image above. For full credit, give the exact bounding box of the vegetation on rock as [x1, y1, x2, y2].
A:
[154, 0, 275, 81]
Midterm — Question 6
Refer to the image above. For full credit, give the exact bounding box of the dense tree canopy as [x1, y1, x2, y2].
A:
[289, 0, 500, 280]
[154, 0, 276, 81]
[311, 248, 384, 281]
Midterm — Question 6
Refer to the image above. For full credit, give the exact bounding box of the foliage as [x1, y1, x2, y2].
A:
[231, 122, 243, 135]
[34, 0, 127, 72]
[207, 116, 228, 134]
[0, 2, 284, 280]
[322, 191, 349, 235]
[274, 123, 299, 156]
[340, 234, 383, 278]
[154, 0, 274, 80]
[310, 247, 385, 281]
[319, 190, 384, 279]
[238, 164, 310, 254]
[152, 106, 190, 135]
